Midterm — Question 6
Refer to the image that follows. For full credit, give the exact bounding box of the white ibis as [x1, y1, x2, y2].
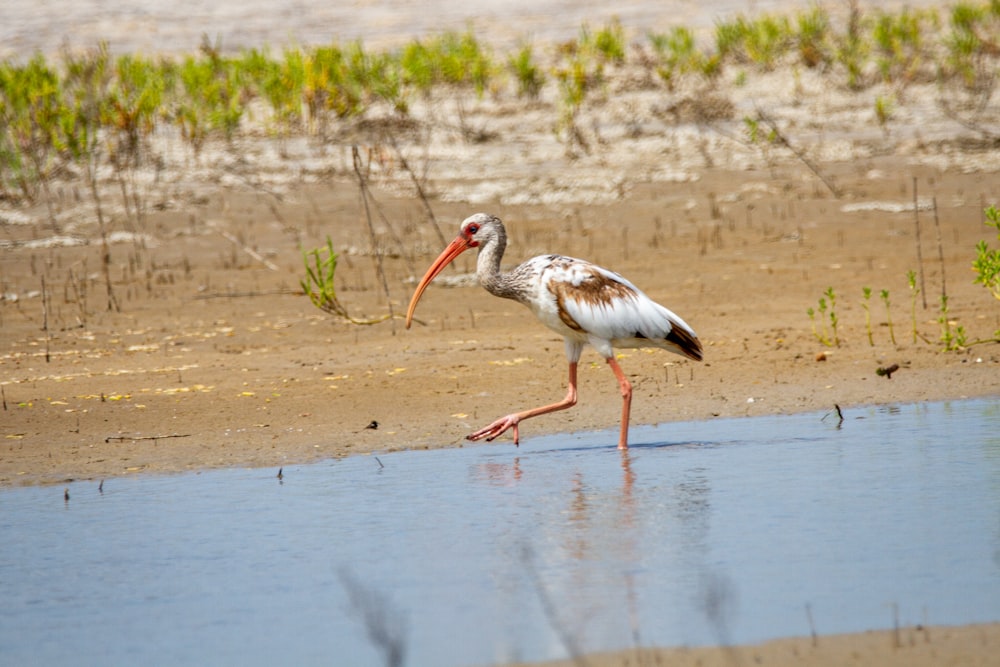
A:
[405, 213, 703, 449]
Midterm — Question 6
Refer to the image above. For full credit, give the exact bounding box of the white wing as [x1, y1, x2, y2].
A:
[529, 255, 700, 360]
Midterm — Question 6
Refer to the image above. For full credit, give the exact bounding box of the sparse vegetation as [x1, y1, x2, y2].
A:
[938, 294, 968, 350]
[881, 289, 897, 346]
[0, 2, 998, 196]
[2, 3, 1000, 338]
[300, 236, 391, 325]
[825, 287, 840, 347]
[907, 270, 921, 343]
[509, 44, 546, 99]
[807, 288, 839, 347]
[551, 20, 627, 152]
[973, 205, 1000, 302]
[862, 286, 874, 346]
[301, 236, 349, 319]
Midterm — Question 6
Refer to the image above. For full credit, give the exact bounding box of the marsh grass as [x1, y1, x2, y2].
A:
[509, 44, 546, 99]
[2, 1, 998, 197]
[649, 26, 721, 88]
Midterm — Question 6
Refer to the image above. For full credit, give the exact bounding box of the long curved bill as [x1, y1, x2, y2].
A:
[405, 235, 472, 329]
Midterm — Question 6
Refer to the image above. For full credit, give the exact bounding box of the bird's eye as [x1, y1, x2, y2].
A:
[468, 224, 479, 234]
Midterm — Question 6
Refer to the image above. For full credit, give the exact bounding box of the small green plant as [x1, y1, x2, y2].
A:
[508, 43, 545, 99]
[400, 30, 495, 97]
[938, 294, 968, 350]
[834, 0, 869, 90]
[103, 53, 164, 231]
[650, 26, 711, 87]
[880, 288, 897, 345]
[807, 287, 839, 346]
[716, 13, 794, 71]
[872, 7, 932, 84]
[907, 270, 921, 342]
[806, 305, 827, 345]
[874, 94, 894, 131]
[301, 237, 349, 319]
[944, 1, 999, 94]
[825, 287, 840, 346]
[174, 47, 245, 154]
[301, 44, 364, 137]
[301, 237, 392, 325]
[588, 19, 627, 65]
[862, 286, 874, 346]
[742, 114, 780, 165]
[972, 205, 1000, 301]
[795, 6, 831, 68]
[0, 54, 68, 226]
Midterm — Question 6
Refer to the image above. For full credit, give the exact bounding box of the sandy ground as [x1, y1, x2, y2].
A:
[3, 157, 999, 486]
[513, 622, 1000, 666]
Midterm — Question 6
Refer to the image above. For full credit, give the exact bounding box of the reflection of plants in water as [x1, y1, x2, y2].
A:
[339, 568, 407, 667]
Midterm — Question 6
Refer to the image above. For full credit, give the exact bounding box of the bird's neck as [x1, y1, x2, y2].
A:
[476, 231, 518, 300]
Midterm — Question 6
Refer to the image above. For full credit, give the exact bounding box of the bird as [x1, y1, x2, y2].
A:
[405, 213, 703, 449]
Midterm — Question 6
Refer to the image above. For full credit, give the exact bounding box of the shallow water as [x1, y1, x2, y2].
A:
[2, 399, 999, 666]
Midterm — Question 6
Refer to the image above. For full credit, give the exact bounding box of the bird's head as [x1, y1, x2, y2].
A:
[405, 213, 502, 329]
[457, 212, 502, 247]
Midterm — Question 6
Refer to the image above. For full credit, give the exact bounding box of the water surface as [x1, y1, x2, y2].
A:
[1, 399, 999, 666]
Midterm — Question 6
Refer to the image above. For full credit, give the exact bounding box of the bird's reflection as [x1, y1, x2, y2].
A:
[471, 457, 523, 486]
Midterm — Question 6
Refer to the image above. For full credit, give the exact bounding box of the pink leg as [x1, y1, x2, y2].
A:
[467, 362, 579, 445]
[606, 356, 632, 449]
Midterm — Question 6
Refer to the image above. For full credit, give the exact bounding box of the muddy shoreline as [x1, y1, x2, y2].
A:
[3, 157, 999, 487]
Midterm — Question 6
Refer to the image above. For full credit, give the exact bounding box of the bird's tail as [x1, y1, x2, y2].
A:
[665, 321, 703, 362]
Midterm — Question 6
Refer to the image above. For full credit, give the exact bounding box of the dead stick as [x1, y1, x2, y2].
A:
[349, 171, 416, 275]
[755, 107, 841, 198]
[352, 146, 397, 335]
[217, 229, 279, 271]
[195, 289, 298, 300]
[932, 196, 947, 302]
[913, 177, 928, 309]
[385, 130, 446, 246]
[104, 434, 191, 442]
[41, 275, 51, 363]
